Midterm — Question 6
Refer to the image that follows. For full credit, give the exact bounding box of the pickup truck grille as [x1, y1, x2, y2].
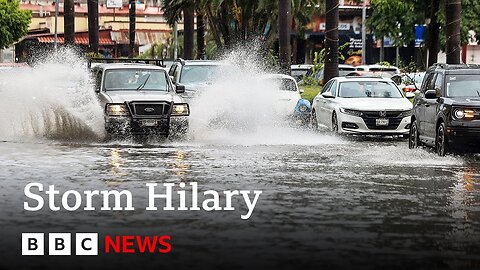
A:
[129, 102, 171, 118]
[361, 111, 402, 130]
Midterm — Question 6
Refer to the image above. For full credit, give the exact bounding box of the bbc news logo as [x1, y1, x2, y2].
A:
[22, 233, 171, 255]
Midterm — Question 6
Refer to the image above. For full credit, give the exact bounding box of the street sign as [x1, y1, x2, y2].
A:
[106, 0, 122, 8]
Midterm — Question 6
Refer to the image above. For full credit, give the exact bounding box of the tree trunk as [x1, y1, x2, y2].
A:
[129, 0, 136, 58]
[196, 12, 205, 59]
[87, 0, 99, 54]
[427, 0, 440, 67]
[183, 7, 194, 60]
[324, 0, 339, 83]
[445, 0, 461, 64]
[64, 0, 75, 45]
[380, 36, 385, 62]
[279, 0, 291, 74]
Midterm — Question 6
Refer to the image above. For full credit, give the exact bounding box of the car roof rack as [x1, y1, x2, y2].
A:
[87, 57, 165, 68]
[431, 63, 480, 70]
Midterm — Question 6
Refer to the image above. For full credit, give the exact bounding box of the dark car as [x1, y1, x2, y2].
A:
[409, 64, 480, 156]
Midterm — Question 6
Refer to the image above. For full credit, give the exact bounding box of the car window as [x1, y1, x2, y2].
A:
[330, 80, 338, 96]
[321, 80, 333, 94]
[179, 65, 224, 84]
[338, 81, 403, 98]
[422, 73, 436, 93]
[433, 73, 443, 95]
[95, 70, 103, 91]
[446, 74, 480, 97]
[104, 69, 169, 91]
[264, 78, 298, 91]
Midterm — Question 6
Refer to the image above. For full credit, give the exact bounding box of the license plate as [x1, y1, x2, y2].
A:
[376, 118, 389, 126]
[141, 119, 157, 127]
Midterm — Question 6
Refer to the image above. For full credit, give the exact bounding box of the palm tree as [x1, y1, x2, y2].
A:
[87, 0, 99, 53]
[445, 0, 461, 64]
[323, 0, 338, 83]
[64, 0, 75, 45]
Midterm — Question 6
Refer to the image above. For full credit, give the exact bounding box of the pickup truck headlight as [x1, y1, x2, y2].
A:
[106, 104, 129, 116]
[171, 103, 190, 116]
[339, 108, 363, 117]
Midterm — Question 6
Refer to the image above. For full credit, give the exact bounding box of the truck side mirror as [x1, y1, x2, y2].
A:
[175, 84, 186, 94]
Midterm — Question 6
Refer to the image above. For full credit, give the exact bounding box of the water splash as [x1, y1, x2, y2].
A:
[188, 42, 333, 146]
[0, 48, 104, 141]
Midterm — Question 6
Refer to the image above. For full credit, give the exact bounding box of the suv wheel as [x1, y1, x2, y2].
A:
[408, 120, 420, 149]
[332, 113, 339, 133]
[436, 122, 448, 156]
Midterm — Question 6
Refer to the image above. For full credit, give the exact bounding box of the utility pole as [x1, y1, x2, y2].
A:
[129, 0, 136, 58]
[279, 0, 291, 74]
[361, 0, 366, 65]
[54, 0, 59, 50]
[445, 0, 461, 64]
[87, 0, 99, 54]
[64, 0, 75, 45]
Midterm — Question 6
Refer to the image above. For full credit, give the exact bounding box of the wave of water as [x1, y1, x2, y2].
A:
[0, 48, 104, 141]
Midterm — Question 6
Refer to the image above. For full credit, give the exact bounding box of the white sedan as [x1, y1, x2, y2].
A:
[261, 74, 311, 125]
[311, 77, 413, 136]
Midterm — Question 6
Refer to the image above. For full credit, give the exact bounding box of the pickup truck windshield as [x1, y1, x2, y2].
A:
[104, 69, 169, 91]
[446, 75, 480, 97]
[339, 81, 403, 98]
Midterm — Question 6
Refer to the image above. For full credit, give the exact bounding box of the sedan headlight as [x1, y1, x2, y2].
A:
[339, 108, 363, 117]
[171, 103, 190, 116]
[399, 109, 413, 118]
[106, 104, 129, 116]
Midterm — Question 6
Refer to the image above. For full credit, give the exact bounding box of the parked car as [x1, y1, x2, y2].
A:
[355, 64, 400, 76]
[409, 64, 480, 156]
[260, 74, 311, 125]
[91, 63, 189, 139]
[290, 64, 313, 82]
[168, 59, 233, 99]
[311, 76, 413, 136]
[315, 64, 356, 85]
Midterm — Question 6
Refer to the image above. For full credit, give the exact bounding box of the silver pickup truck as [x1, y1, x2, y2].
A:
[91, 63, 189, 139]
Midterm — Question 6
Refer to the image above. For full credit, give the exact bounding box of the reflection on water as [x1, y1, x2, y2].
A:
[0, 138, 479, 269]
[167, 150, 190, 179]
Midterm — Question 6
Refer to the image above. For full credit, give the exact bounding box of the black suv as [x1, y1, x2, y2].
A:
[409, 64, 480, 156]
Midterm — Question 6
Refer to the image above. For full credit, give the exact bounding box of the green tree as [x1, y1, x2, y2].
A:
[0, 0, 31, 49]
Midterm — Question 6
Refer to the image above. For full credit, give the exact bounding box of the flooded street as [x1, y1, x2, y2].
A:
[0, 54, 479, 269]
[1, 134, 480, 269]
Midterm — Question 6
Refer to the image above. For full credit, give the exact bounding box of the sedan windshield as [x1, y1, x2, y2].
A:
[446, 75, 480, 97]
[104, 69, 169, 91]
[339, 81, 403, 98]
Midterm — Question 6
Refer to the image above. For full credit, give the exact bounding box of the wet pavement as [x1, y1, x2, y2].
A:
[1, 133, 479, 269]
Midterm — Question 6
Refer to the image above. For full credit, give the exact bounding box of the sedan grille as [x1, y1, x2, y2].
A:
[129, 102, 171, 118]
[361, 111, 402, 130]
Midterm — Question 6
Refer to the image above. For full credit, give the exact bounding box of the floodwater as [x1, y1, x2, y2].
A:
[0, 51, 479, 269]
